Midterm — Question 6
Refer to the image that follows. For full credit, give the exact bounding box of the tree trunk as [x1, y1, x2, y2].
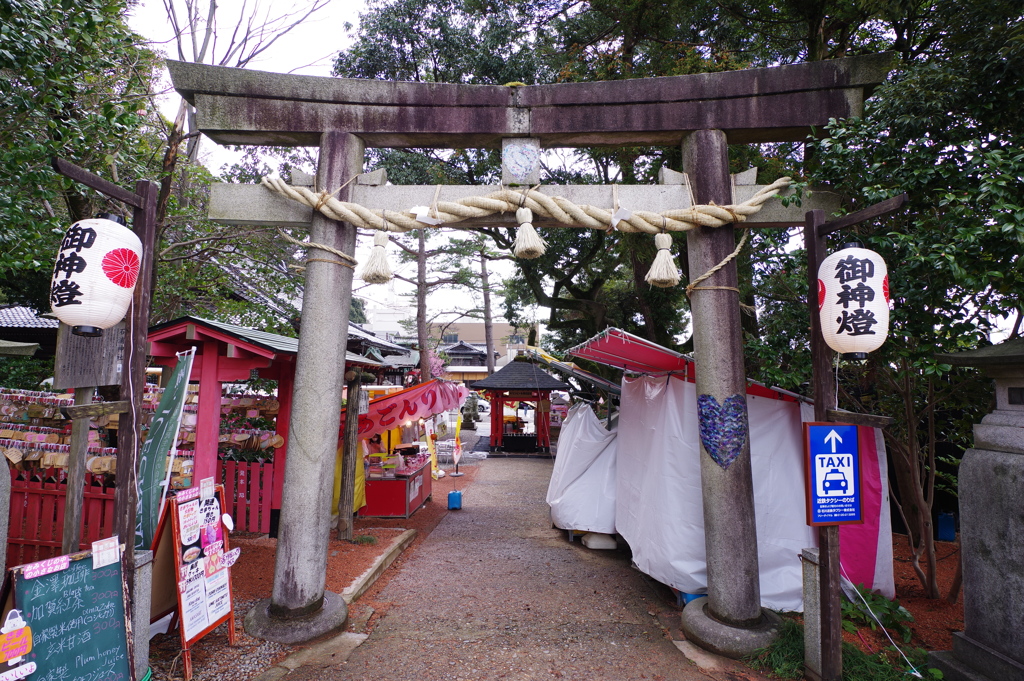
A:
[337, 372, 361, 541]
[417, 229, 430, 381]
[481, 251, 496, 374]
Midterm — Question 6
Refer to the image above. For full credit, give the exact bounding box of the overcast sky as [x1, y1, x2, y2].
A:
[124, 0, 520, 325]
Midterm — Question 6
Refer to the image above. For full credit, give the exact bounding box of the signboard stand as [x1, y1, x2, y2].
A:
[150, 484, 237, 681]
[1, 548, 133, 681]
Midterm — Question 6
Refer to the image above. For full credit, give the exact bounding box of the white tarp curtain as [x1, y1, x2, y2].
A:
[547, 374, 894, 610]
[616, 375, 818, 612]
[546, 403, 617, 534]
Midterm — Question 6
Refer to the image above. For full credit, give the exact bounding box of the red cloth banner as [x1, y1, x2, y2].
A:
[340, 379, 468, 440]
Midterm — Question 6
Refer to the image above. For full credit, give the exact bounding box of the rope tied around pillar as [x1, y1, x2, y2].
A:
[685, 228, 749, 298]
[278, 229, 357, 272]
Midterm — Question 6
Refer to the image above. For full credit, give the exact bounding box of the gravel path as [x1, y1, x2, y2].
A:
[287, 457, 715, 681]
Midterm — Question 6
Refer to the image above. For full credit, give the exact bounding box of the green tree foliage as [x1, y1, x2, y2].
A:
[0, 356, 54, 390]
[747, 0, 1024, 597]
[337, 0, 550, 84]
[0, 0, 158, 310]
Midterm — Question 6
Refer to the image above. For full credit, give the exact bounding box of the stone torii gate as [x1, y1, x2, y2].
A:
[167, 54, 891, 652]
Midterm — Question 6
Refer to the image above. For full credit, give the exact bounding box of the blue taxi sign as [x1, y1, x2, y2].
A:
[805, 423, 862, 525]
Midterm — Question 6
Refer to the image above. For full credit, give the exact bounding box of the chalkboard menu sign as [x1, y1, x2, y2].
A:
[3, 550, 131, 681]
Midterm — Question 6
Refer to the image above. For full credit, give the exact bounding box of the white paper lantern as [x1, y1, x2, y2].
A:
[818, 243, 889, 359]
[49, 214, 143, 337]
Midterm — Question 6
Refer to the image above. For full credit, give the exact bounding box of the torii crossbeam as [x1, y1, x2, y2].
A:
[168, 54, 893, 655]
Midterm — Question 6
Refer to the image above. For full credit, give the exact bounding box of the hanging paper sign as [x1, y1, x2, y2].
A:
[410, 206, 443, 225]
[199, 476, 215, 500]
[179, 499, 201, 545]
[222, 547, 241, 569]
[92, 535, 121, 569]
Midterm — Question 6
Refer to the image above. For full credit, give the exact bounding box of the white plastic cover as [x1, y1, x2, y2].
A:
[546, 404, 618, 534]
[615, 375, 817, 612]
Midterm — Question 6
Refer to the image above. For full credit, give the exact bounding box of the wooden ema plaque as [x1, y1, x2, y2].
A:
[151, 484, 237, 681]
[1, 549, 132, 681]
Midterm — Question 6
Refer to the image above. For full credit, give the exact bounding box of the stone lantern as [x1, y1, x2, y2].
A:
[929, 339, 1024, 681]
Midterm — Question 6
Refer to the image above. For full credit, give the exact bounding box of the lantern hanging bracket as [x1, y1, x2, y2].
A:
[51, 157, 148, 210]
[817, 193, 908, 237]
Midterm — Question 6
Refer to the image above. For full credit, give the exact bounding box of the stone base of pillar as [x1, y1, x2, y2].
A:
[244, 591, 348, 644]
[929, 632, 1024, 681]
[681, 597, 781, 659]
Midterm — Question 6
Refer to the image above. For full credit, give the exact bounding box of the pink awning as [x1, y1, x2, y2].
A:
[568, 328, 805, 403]
[568, 328, 693, 376]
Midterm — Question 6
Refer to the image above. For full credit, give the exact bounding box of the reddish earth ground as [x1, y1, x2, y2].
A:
[843, 534, 963, 655]
[149, 472, 962, 678]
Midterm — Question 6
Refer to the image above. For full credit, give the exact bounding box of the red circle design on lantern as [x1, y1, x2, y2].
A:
[101, 248, 141, 288]
[882, 275, 890, 302]
[817, 279, 826, 310]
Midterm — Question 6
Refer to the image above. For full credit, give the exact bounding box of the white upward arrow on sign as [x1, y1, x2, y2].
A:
[824, 430, 843, 453]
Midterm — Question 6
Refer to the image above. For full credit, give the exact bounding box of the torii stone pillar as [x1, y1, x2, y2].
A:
[679, 130, 780, 652]
[244, 131, 364, 641]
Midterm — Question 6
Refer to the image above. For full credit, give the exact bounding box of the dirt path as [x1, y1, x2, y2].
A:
[287, 457, 715, 680]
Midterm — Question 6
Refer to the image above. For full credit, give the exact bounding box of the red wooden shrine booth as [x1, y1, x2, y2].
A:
[472, 359, 569, 453]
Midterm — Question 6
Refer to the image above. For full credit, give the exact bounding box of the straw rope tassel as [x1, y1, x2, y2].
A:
[645, 232, 681, 287]
[360, 231, 393, 284]
[513, 206, 547, 259]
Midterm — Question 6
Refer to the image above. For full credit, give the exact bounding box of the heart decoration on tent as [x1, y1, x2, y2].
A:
[697, 393, 749, 469]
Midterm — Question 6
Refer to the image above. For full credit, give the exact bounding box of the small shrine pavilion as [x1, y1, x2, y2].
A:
[147, 316, 383, 533]
[472, 358, 569, 453]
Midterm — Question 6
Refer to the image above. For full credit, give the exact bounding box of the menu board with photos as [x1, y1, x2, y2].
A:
[151, 481, 237, 681]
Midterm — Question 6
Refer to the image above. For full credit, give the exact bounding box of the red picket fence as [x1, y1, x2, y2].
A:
[5, 459, 275, 567]
[5, 468, 116, 569]
[221, 459, 275, 534]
